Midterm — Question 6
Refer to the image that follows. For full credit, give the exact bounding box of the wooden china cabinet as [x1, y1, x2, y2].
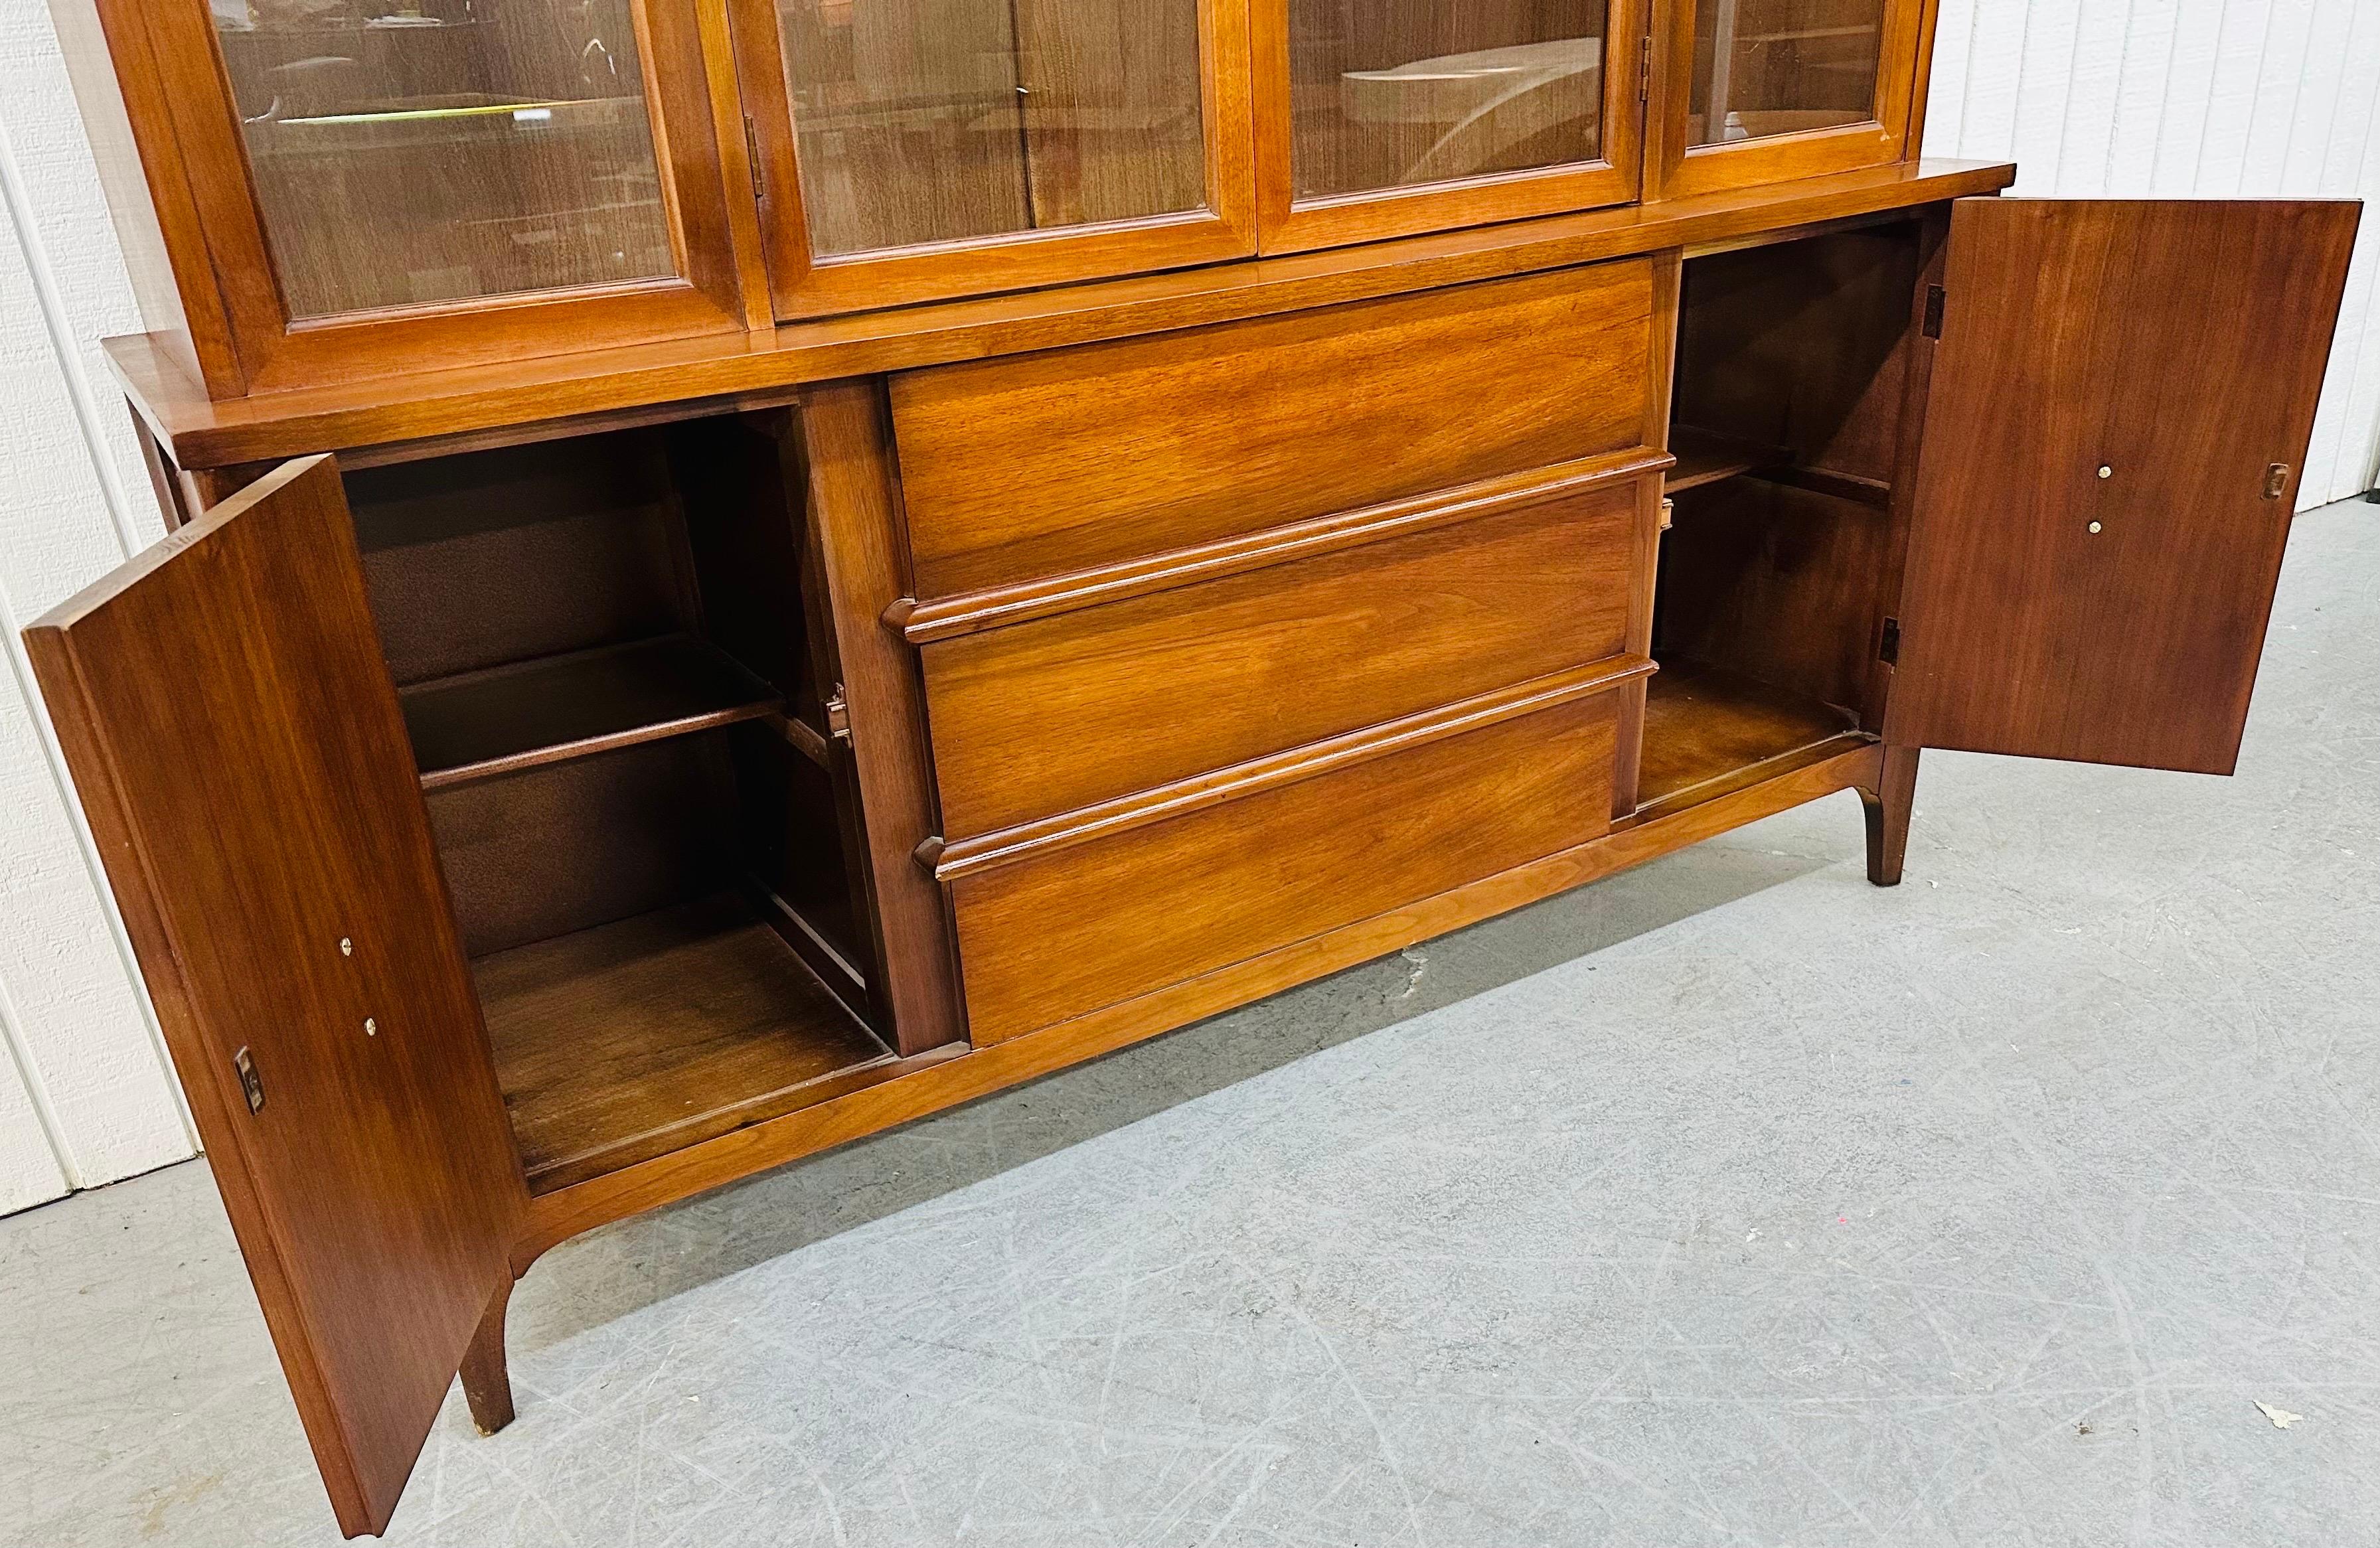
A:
[29, 0, 2359, 1533]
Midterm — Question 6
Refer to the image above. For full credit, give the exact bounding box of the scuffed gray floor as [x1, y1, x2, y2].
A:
[6, 498, 2377, 1547]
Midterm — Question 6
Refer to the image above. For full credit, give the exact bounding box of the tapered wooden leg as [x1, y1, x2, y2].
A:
[459, 1275, 515, 1436]
[1859, 745, 1921, 887]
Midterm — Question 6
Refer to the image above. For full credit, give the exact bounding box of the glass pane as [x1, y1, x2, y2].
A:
[214, 0, 674, 319]
[1287, 1, 1607, 202]
[1689, 0, 1883, 147]
[779, 0, 1207, 258]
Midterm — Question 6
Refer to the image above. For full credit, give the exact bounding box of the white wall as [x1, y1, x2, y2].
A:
[1, 1, 2377, 1211]
[0, 0, 195, 1215]
[1923, 0, 2380, 505]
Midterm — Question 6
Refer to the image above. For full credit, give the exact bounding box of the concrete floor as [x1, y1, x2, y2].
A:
[5, 497, 2378, 1547]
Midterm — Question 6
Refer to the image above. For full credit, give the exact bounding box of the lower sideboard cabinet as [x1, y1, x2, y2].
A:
[25, 191, 2359, 1539]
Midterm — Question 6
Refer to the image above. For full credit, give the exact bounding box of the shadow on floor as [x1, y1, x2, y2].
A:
[518, 800, 1862, 1346]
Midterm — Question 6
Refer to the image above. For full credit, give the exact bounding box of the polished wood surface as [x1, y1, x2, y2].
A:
[22, 457, 526, 1537]
[1686, 0, 1886, 148]
[1887, 197, 2359, 775]
[1650, 0, 1925, 199]
[475, 891, 897, 1192]
[1664, 424, 1783, 490]
[733, 0, 1256, 317]
[892, 262, 1655, 594]
[1858, 741, 1917, 886]
[71, 0, 751, 396]
[46, 2, 2375, 1534]
[924, 475, 1642, 836]
[951, 680, 1628, 1044]
[1285, 0, 1609, 198]
[896, 447, 1672, 643]
[347, 431, 701, 686]
[1635, 655, 1858, 813]
[770, 0, 1206, 254]
[213, 0, 674, 318]
[426, 734, 736, 959]
[799, 381, 969, 1055]
[1253, 0, 1646, 252]
[517, 734, 1882, 1264]
[107, 161, 2019, 471]
[401, 635, 783, 791]
[933, 653, 1650, 880]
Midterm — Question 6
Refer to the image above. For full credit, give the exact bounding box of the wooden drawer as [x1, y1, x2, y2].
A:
[888, 261, 1660, 597]
[920, 465, 1652, 838]
[943, 670, 1636, 1044]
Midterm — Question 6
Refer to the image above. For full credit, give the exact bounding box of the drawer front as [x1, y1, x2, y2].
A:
[923, 475, 1644, 837]
[949, 686, 1622, 1044]
[890, 261, 1659, 597]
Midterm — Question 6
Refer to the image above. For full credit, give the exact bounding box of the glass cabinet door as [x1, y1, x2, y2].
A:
[1253, 0, 1646, 254]
[1654, 0, 1924, 198]
[735, 0, 1257, 317]
[212, 0, 677, 317]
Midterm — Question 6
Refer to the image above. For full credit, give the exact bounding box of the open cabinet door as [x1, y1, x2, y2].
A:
[1885, 198, 2359, 773]
[23, 457, 528, 1538]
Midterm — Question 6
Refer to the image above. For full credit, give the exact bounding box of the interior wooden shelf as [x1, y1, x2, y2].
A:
[1665, 426, 1788, 493]
[1637, 657, 1864, 814]
[475, 892, 898, 1194]
[402, 635, 782, 791]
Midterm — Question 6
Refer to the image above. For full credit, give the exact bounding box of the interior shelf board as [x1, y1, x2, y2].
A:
[477, 892, 901, 1194]
[1636, 657, 1864, 816]
[404, 635, 782, 791]
[1665, 426, 1789, 493]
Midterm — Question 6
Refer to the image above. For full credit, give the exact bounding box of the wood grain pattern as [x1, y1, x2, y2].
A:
[1656, 475, 1891, 719]
[1251, 0, 1648, 254]
[1635, 655, 1860, 814]
[949, 686, 1623, 1044]
[21, 457, 526, 1538]
[1651, 0, 1928, 200]
[1887, 198, 2359, 774]
[731, 0, 1256, 318]
[78, 0, 750, 396]
[923, 476, 1643, 836]
[475, 891, 896, 1192]
[799, 381, 969, 1055]
[933, 655, 1652, 880]
[515, 741, 1883, 1265]
[347, 432, 698, 687]
[401, 635, 783, 791]
[426, 734, 736, 959]
[894, 449, 1670, 643]
[1672, 222, 1921, 485]
[891, 262, 1656, 594]
[109, 161, 2019, 470]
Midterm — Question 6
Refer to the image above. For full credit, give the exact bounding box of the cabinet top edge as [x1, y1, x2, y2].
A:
[115, 159, 2017, 472]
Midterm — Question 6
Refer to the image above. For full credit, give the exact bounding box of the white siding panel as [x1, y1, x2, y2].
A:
[0, 3, 193, 1211]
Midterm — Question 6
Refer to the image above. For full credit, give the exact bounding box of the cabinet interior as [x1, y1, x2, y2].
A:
[345, 419, 894, 1194]
[1647, 218, 1923, 814]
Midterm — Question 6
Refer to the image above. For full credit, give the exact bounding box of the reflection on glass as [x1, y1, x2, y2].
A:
[214, 0, 675, 319]
[1689, 0, 1882, 147]
[1287, 0, 1605, 201]
[778, 0, 1207, 258]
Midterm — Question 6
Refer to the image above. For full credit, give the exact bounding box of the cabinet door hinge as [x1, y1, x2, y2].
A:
[825, 684, 851, 742]
[744, 115, 766, 203]
[1639, 35, 1652, 104]
[1879, 616, 1901, 666]
[233, 1045, 264, 1115]
[1921, 285, 1946, 339]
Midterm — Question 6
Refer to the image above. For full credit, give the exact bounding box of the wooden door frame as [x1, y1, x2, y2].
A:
[77, 0, 765, 398]
[1645, 0, 1935, 203]
[1250, 0, 1648, 256]
[731, 0, 1258, 320]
